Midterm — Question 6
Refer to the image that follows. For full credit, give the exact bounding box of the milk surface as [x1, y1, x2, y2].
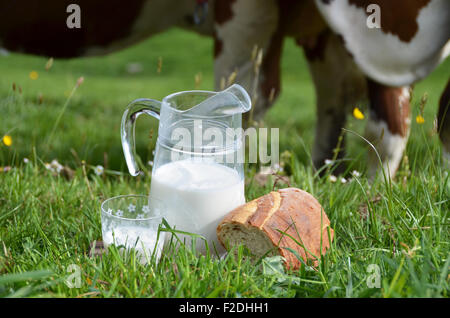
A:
[149, 160, 245, 254]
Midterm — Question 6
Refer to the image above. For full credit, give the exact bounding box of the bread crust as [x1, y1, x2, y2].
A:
[217, 188, 334, 269]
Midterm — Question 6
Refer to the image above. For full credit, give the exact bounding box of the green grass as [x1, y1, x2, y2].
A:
[0, 29, 449, 298]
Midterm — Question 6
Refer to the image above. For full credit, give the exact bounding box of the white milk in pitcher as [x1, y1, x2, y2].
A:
[149, 160, 245, 254]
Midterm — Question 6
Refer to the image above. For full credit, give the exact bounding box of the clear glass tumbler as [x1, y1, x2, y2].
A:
[101, 195, 165, 264]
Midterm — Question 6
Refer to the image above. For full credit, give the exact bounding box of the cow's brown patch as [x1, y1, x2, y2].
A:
[437, 79, 450, 150]
[301, 30, 330, 62]
[0, 0, 146, 57]
[284, 0, 328, 37]
[213, 0, 237, 58]
[260, 31, 283, 101]
[261, 0, 321, 101]
[367, 79, 411, 137]
[259, 0, 293, 101]
[300, 31, 354, 62]
[290, 0, 329, 61]
[213, 31, 223, 58]
[214, 0, 237, 25]
[348, 0, 431, 42]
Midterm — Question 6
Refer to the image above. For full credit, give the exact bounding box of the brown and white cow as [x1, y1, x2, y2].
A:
[1, 0, 449, 177]
[313, 0, 450, 176]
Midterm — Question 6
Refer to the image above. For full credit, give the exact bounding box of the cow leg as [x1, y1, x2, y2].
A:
[365, 79, 411, 178]
[303, 31, 366, 173]
[214, 0, 280, 120]
[438, 79, 450, 162]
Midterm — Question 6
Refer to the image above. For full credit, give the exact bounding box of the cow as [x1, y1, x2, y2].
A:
[1, 0, 449, 178]
[312, 0, 450, 176]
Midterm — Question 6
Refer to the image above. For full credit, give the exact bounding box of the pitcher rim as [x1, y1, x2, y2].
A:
[162, 89, 244, 119]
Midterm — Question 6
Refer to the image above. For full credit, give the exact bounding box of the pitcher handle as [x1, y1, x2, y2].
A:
[121, 98, 161, 176]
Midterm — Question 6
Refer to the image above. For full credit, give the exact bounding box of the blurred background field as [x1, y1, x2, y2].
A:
[1, 28, 449, 172]
[0, 29, 449, 298]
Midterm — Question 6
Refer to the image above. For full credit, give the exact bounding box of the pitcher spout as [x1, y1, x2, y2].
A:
[184, 84, 252, 117]
[223, 84, 252, 114]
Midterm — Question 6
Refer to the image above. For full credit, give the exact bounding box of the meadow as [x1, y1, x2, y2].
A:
[0, 29, 449, 297]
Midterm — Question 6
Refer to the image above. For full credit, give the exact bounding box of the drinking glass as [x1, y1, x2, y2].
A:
[101, 195, 165, 264]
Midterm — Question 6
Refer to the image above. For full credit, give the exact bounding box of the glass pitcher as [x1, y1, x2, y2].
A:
[121, 84, 252, 254]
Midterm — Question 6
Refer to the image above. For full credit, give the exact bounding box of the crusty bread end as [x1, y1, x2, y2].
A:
[217, 188, 334, 269]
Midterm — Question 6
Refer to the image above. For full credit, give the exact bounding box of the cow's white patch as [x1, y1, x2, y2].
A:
[315, 0, 450, 86]
[399, 87, 411, 106]
[214, 0, 278, 116]
[399, 86, 412, 126]
[0, 48, 9, 56]
[365, 119, 409, 178]
[0, 40, 5, 56]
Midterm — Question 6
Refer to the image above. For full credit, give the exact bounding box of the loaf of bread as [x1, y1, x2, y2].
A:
[217, 188, 334, 269]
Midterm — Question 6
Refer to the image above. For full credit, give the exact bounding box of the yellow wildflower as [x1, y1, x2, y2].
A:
[29, 71, 39, 80]
[353, 107, 365, 120]
[2, 135, 12, 146]
[416, 115, 425, 124]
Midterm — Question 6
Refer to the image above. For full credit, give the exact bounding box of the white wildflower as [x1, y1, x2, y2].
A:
[340, 177, 347, 184]
[142, 205, 150, 213]
[45, 159, 63, 173]
[94, 165, 104, 176]
[116, 210, 123, 217]
[351, 170, 361, 178]
[51, 159, 63, 172]
[329, 175, 337, 183]
[23, 158, 30, 164]
[324, 159, 333, 165]
[128, 204, 136, 212]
